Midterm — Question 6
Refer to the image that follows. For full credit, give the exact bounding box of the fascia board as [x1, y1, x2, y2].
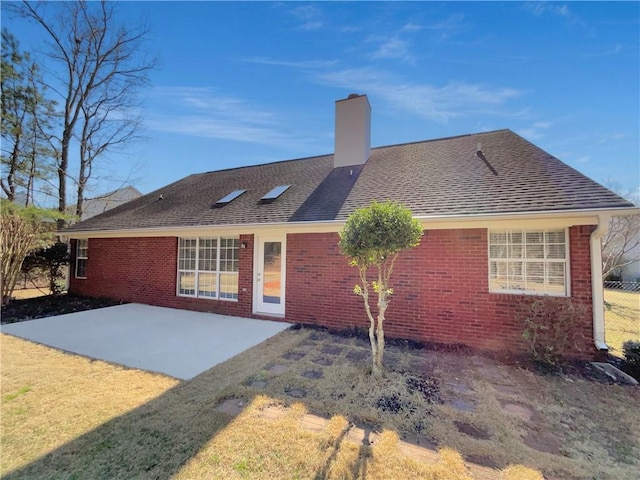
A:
[60, 206, 640, 239]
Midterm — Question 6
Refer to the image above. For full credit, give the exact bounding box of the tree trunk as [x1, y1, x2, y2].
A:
[56, 130, 71, 227]
[7, 132, 21, 202]
[372, 267, 388, 377]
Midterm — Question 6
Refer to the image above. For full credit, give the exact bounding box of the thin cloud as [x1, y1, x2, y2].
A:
[400, 22, 423, 33]
[316, 68, 523, 123]
[523, 2, 585, 27]
[367, 13, 464, 64]
[243, 57, 338, 69]
[371, 37, 414, 63]
[518, 121, 552, 139]
[528, 2, 572, 18]
[421, 13, 465, 31]
[289, 4, 324, 31]
[582, 43, 622, 58]
[145, 87, 313, 149]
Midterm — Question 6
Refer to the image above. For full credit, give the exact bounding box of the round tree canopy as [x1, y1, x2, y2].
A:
[338, 200, 423, 267]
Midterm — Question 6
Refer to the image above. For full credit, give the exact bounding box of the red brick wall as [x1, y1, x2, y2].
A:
[69, 235, 255, 317]
[285, 226, 595, 356]
[69, 226, 596, 356]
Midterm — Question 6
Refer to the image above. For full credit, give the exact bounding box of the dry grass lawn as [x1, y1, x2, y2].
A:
[604, 289, 640, 357]
[2, 327, 639, 480]
[9, 288, 49, 300]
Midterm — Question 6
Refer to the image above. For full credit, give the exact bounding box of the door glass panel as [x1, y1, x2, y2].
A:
[262, 241, 281, 304]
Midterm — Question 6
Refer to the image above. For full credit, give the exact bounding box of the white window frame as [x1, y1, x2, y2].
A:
[177, 236, 239, 301]
[75, 239, 88, 279]
[488, 228, 570, 297]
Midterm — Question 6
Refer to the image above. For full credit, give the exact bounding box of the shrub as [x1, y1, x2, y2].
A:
[518, 296, 587, 368]
[622, 340, 640, 379]
[21, 242, 70, 296]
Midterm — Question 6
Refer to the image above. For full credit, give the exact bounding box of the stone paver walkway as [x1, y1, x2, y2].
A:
[215, 330, 579, 479]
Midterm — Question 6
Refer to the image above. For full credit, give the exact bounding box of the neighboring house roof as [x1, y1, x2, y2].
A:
[69, 186, 143, 221]
[63, 129, 634, 233]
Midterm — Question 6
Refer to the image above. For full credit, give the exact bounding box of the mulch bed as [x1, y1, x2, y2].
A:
[1, 294, 125, 324]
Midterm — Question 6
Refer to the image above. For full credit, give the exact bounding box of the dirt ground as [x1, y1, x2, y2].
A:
[1, 294, 124, 324]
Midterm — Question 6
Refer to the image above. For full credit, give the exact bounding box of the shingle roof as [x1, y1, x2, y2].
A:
[64, 129, 634, 232]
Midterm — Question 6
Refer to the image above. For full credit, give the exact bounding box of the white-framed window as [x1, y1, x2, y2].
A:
[488, 229, 569, 296]
[75, 239, 88, 279]
[177, 236, 239, 300]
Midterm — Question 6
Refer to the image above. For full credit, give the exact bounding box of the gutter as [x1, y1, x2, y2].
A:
[590, 214, 611, 351]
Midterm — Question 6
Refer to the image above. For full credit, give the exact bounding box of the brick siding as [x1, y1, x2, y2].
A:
[286, 227, 595, 356]
[69, 235, 254, 317]
[69, 226, 596, 356]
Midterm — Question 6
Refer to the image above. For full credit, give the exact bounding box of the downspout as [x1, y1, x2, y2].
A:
[590, 214, 610, 351]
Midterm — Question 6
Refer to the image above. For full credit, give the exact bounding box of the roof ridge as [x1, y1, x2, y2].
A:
[371, 129, 511, 151]
[85, 185, 142, 200]
[194, 129, 512, 177]
[195, 153, 333, 176]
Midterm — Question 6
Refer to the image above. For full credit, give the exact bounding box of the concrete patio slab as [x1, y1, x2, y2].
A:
[1, 304, 290, 379]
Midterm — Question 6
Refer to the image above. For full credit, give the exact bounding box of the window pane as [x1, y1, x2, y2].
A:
[198, 238, 217, 271]
[526, 279, 546, 293]
[489, 244, 506, 259]
[197, 272, 217, 297]
[548, 262, 565, 277]
[220, 237, 239, 272]
[546, 230, 565, 244]
[546, 244, 565, 259]
[219, 273, 238, 299]
[262, 241, 282, 304]
[177, 236, 240, 300]
[525, 232, 543, 244]
[490, 261, 512, 291]
[526, 262, 545, 278]
[179, 238, 197, 270]
[178, 272, 196, 296]
[77, 239, 88, 257]
[508, 261, 523, 279]
[527, 244, 544, 259]
[76, 239, 88, 278]
[508, 244, 523, 258]
[76, 259, 87, 278]
[490, 231, 507, 244]
[509, 232, 523, 244]
[489, 229, 567, 296]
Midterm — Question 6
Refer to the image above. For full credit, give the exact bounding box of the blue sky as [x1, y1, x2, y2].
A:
[4, 1, 639, 203]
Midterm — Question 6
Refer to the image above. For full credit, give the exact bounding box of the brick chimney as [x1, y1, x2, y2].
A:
[334, 93, 371, 168]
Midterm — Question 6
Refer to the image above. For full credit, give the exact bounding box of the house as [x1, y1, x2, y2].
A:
[62, 94, 639, 357]
[68, 185, 142, 222]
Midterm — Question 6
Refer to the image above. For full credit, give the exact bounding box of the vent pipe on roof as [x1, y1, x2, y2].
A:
[334, 94, 371, 168]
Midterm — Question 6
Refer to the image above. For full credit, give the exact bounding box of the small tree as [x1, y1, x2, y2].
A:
[602, 214, 640, 281]
[339, 201, 423, 377]
[0, 199, 63, 305]
[601, 181, 639, 281]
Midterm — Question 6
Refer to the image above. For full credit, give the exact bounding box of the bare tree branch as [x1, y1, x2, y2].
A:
[8, 1, 154, 222]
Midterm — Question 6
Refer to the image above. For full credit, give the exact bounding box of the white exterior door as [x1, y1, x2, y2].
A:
[255, 236, 286, 315]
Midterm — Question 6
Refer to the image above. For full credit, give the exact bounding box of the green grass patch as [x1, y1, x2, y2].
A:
[2, 386, 31, 403]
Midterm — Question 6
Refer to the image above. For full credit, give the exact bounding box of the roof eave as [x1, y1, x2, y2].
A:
[60, 206, 639, 239]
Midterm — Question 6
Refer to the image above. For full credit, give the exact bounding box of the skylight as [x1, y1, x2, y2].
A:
[215, 189, 246, 206]
[260, 185, 290, 203]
